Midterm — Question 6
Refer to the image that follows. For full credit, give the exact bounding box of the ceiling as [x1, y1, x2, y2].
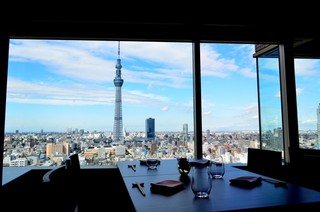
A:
[4, 6, 320, 59]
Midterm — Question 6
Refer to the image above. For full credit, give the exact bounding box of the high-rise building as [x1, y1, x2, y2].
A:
[113, 42, 124, 144]
[183, 123, 188, 141]
[206, 129, 210, 139]
[146, 118, 155, 139]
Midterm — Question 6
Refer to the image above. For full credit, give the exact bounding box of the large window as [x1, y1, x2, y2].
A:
[294, 58, 320, 150]
[255, 47, 320, 152]
[3, 39, 262, 184]
[3, 39, 195, 168]
[200, 43, 260, 163]
[256, 53, 284, 152]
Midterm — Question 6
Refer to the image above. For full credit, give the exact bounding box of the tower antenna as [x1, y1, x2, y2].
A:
[118, 41, 120, 59]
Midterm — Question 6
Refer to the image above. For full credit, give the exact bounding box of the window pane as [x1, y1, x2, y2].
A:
[3, 40, 194, 174]
[257, 54, 284, 152]
[200, 43, 260, 164]
[295, 58, 320, 150]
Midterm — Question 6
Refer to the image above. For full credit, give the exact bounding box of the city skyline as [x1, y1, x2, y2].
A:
[5, 39, 320, 133]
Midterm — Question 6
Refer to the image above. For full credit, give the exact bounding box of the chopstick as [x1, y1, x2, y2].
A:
[261, 177, 287, 186]
[132, 182, 146, 196]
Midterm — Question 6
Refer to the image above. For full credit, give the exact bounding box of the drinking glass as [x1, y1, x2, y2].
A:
[146, 158, 159, 169]
[191, 164, 212, 198]
[210, 156, 225, 179]
[146, 153, 160, 170]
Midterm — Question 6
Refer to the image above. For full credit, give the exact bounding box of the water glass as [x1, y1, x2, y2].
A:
[146, 157, 160, 169]
[191, 165, 212, 198]
[210, 156, 225, 179]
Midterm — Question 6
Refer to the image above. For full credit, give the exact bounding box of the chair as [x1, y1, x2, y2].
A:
[288, 147, 320, 191]
[247, 148, 282, 175]
[289, 147, 320, 168]
[42, 154, 81, 212]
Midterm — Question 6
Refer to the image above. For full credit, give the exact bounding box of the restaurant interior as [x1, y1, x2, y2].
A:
[1, 4, 320, 211]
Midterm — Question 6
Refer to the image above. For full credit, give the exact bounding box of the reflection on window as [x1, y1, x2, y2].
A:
[256, 55, 284, 152]
[294, 59, 320, 150]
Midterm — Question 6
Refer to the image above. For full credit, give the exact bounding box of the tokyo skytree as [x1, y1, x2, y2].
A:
[113, 42, 124, 144]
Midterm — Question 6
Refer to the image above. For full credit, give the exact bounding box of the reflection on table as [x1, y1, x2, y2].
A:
[117, 159, 320, 212]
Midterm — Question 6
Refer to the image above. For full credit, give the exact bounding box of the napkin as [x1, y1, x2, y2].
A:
[229, 176, 262, 187]
[150, 180, 185, 195]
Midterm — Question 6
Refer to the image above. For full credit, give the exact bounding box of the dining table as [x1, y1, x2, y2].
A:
[117, 158, 320, 211]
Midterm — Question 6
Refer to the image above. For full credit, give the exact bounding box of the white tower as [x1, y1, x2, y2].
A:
[113, 42, 124, 144]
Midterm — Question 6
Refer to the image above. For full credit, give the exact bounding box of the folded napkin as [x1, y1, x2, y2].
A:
[229, 176, 262, 187]
[150, 180, 185, 196]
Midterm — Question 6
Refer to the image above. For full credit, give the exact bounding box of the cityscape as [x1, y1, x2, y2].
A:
[3, 125, 319, 168]
[3, 41, 258, 169]
[3, 127, 259, 166]
[3, 40, 320, 178]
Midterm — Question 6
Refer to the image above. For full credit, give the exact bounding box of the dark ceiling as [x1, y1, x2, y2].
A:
[3, 6, 320, 58]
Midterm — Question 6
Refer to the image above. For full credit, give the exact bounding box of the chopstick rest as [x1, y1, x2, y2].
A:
[128, 164, 136, 172]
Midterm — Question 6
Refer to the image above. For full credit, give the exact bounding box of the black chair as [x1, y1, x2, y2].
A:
[42, 154, 81, 212]
[247, 148, 282, 176]
[289, 147, 320, 168]
[288, 147, 320, 191]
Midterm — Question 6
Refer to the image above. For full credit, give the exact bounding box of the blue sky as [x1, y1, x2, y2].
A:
[5, 39, 319, 133]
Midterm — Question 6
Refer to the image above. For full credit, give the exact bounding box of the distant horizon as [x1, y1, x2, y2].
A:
[5, 39, 319, 133]
[6, 128, 317, 134]
[5, 129, 260, 134]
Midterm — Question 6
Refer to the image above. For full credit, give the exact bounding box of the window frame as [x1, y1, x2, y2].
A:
[0, 33, 312, 185]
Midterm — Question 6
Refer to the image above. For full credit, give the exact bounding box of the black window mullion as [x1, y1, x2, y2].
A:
[192, 41, 202, 159]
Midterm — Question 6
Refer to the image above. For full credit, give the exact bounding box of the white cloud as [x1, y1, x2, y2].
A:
[7, 78, 170, 106]
[295, 59, 320, 76]
[202, 111, 212, 116]
[296, 88, 303, 95]
[200, 45, 238, 78]
[242, 103, 258, 116]
[301, 119, 317, 125]
[9, 39, 194, 88]
[240, 68, 256, 78]
[161, 106, 169, 112]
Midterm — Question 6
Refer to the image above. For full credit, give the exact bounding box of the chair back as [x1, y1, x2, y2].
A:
[247, 148, 282, 170]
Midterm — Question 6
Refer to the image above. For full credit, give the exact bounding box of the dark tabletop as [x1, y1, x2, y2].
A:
[117, 159, 320, 212]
